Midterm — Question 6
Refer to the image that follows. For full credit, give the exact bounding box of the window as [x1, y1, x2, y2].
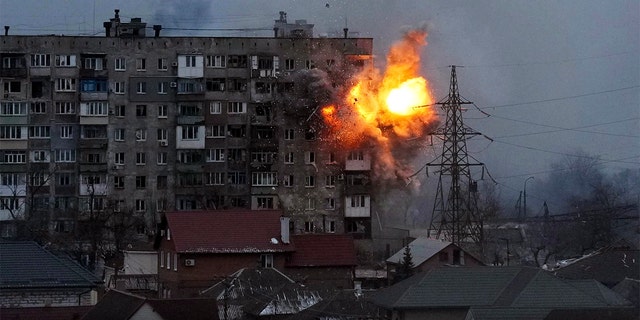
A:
[136, 58, 146, 71]
[0, 126, 23, 139]
[31, 54, 51, 67]
[205, 78, 225, 91]
[55, 149, 76, 162]
[114, 176, 124, 189]
[57, 173, 71, 186]
[325, 197, 336, 210]
[55, 54, 76, 67]
[210, 101, 222, 114]
[305, 60, 315, 69]
[206, 125, 225, 138]
[185, 55, 197, 67]
[3, 81, 21, 93]
[284, 152, 294, 164]
[260, 254, 273, 268]
[136, 105, 147, 117]
[251, 151, 275, 164]
[114, 57, 126, 71]
[30, 102, 47, 114]
[1, 173, 25, 186]
[0, 102, 26, 116]
[325, 175, 336, 188]
[285, 58, 295, 70]
[305, 220, 315, 231]
[81, 79, 108, 92]
[3, 151, 26, 163]
[227, 78, 247, 92]
[0, 198, 21, 211]
[206, 55, 226, 68]
[83, 57, 103, 70]
[55, 102, 75, 114]
[136, 152, 146, 165]
[205, 172, 225, 185]
[251, 172, 277, 186]
[349, 195, 368, 208]
[348, 151, 365, 161]
[135, 199, 146, 212]
[135, 176, 146, 189]
[227, 171, 247, 185]
[157, 176, 168, 189]
[157, 152, 167, 165]
[113, 81, 126, 94]
[284, 129, 295, 140]
[177, 151, 202, 164]
[305, 175, 315, 188]
[305, 129, 316, 141]
[136, 82, 146, 94]
[157, 58, 168, 70]
[31, 150, 49, 162]
[29, 126, 50, 138]
[158, 105, 168, 118]
[81, 102, 108, 116]
[114, 128, 125, 141]
[328, 220, 336, 233]
[305, 151, 315, 164]
[178, 173, 203, 186]
[60, 126, 73, 139]
[439, 251, 449, 262]
[256, 197, 274, 209]
[181, 126, 199, 140]
[114, 105, 125, 117]
[81, 175, 104, 185]
[206, 148, 225, 162]
[157, 82, 168, 94]
[55, 78, 76, 92]
[114, 152, 125, 165]
[227, 55, 247, 68]
[227, 102, 246, 114]
[283, 174, 294, 187]
[179, 104, 201, 116]
[157, 128, 168, 142]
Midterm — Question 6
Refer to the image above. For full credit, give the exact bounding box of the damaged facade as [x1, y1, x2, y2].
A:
[0, 11, 376, 261]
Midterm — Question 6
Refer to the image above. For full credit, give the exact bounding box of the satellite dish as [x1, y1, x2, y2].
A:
[270, 238, 279, 244]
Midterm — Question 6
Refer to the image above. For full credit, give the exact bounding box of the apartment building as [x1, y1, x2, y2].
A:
[0, 11, 374, 257]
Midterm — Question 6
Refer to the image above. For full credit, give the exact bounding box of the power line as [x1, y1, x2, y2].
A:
[480, 85, 640, 110]
[488, 116, 639, 139]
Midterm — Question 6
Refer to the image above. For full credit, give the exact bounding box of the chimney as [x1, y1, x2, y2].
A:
[103, 22, 111, 37]
[153, 25, 162, 38]
[4, 26, 9, 36]
[273, 27, 279, 38]
[280, 216, 290, 244]
[343, 28, 349, 38]
[114, 9, 120, 21]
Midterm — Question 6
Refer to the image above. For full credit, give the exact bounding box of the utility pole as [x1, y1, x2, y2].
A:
[523, 176, 534, 219]
[427, 66, 485, 246]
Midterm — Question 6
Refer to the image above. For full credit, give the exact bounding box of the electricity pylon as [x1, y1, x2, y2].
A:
[427, 66, 484, 245]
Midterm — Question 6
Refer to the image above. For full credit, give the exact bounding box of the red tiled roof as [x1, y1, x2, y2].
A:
[165, 210, 294, 254]
[287, 234, 357, 267]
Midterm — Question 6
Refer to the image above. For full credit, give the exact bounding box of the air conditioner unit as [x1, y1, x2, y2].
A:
[184, 259, 195, 267]
[170, 82, 177, 88]
[337, 174, 345, 181]
[159, 140, 168, 146]
[171, 62, 178, 67]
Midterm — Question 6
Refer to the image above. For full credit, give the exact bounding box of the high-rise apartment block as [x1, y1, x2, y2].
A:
[0, 11, 374, 252]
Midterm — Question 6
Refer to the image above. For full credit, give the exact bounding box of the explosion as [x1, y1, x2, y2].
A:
[321, 29, 437, 179]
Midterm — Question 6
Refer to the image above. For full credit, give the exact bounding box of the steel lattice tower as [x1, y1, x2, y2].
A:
[427, 66, 484, 245]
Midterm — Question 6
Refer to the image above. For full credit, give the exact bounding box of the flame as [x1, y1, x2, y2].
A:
[321, 29, 437, 178]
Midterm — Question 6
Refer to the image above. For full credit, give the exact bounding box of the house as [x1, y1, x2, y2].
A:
[385, 237, 484, 276]
[81, 289, 218, 320]
[285, 234, 358, 289]
[200, 267, 322, 319]
[0, 241, 102, 308]
[156, 210, 294, 298]
[370, 266, 635, 320]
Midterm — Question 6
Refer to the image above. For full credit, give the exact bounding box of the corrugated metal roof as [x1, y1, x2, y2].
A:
[0, 241, 101, 289]
[386, 237, 451, 266]
[165, 210, 294, 254]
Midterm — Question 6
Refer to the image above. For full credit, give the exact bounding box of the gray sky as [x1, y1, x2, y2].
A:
[2, 0, 638, 214]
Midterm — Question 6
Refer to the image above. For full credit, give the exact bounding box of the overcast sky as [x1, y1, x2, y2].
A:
[2, 0, 638, 215]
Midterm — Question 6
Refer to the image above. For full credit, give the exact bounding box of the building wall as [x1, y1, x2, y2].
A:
[416, 245, 484, 273]
[0, 288, 96, 308]
[0, 16, 378, 272]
